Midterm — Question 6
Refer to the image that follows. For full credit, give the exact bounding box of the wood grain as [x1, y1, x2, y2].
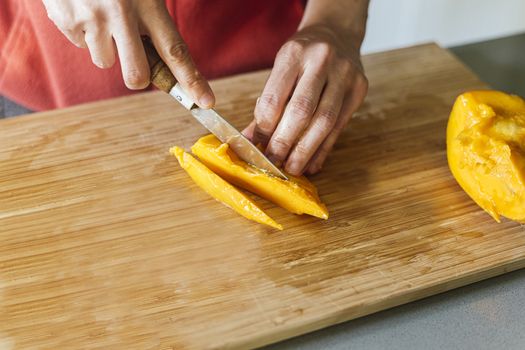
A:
[1, 43, 524, 349]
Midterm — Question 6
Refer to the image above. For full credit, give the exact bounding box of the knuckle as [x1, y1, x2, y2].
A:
[255, 94, 280, 125]
[271, 137, 292, 152]
[275, 51, 296, 69]
[340, 60, 353, 75]
[289, 95, 315, 120]
[306, 43, 334, 69]
[110, 0, 131, 16]
[283, 40, 303, 55]
[315, 42, 333, 58]
[166, 42, 190, 63]
[61, 27, 77, 36]
[293, 142, 310, 156]
[257, 93, 279, 110]
[185, 72, 205, 89]
[316, 109, 339, 130]
[79, 10, 100, 24]
[347, 74, 369, 104]
[45, 5, 77, 28]
[255, 118, 275, 134]
[277, 41, 303, 65]
[114, 0, 128, 8]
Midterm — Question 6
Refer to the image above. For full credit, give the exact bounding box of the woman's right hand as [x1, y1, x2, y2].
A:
[42, 0, 215, 108]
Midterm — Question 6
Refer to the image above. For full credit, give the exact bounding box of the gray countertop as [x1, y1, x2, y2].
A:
[266, 33, 525, 350]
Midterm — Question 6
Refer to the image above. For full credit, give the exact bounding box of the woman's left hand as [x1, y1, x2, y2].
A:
[243, 24, 368, 176]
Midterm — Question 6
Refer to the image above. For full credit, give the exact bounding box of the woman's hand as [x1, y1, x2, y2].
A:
[243, 24, 368, 176]
[41, 0, 215, 108]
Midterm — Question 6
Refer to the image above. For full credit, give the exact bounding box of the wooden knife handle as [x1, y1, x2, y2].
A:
[142, 37, 177, 93]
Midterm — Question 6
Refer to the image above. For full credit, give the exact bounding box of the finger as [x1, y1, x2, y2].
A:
[42, 0, 87, 48]
[113, 20, 150, 90]
[284, 79, 345, 175]
[265, 69, 326, 166]
[252, 54, 299, 146]
[306, 76, 368, 174]
[242, 119, 257, 141]
[61, 28, 87, 48]
[146, 9, 214, 108]
[84, 27, 116, 68]
[305, 114, 347, 176]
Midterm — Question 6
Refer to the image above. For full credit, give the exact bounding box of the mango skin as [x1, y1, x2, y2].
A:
[191, 135, 329, 219]
[170, 146, 282, 230]
[447, 90, 525, 223]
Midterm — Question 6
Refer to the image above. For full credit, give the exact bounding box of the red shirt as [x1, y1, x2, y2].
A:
[0, 1, 304, 111]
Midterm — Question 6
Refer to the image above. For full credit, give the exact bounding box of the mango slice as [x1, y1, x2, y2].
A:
[170, 146, 282, 230]
[191, 135, 329, 219]
[447, 90, 525, 223]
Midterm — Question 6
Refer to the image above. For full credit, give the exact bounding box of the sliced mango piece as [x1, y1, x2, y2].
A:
[447, 90, 525, 223]
[170, 146, 282, 230]
[191, 135, 329, 219]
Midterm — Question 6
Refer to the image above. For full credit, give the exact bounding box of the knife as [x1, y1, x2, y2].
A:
[142, 38, 288, 180]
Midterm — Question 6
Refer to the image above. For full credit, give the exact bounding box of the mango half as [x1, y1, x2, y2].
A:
[191, 135, 328, 219]
[447, 90, 525, 223]
[170, 146, 282, 230]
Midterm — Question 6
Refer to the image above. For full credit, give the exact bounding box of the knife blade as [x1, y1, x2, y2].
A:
[190, 108, 288, 179]
[143, 37, 288, 180]
[168, 84, 288, 180]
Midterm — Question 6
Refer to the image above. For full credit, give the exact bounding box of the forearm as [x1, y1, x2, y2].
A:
[299, 0, 369, 47]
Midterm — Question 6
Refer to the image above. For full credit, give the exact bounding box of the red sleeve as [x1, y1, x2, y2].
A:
[0, 0, 304, 111]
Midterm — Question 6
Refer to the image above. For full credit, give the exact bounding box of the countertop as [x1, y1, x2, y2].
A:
[2, 34, 524, 350]
[267, 33, 525, 350]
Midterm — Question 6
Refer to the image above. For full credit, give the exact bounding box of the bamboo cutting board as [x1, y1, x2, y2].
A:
[1, 44, 524, 349]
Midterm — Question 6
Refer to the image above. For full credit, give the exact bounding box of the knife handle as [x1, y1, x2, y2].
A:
[142, 37, 196, 110]
[142, 37, 177, 94]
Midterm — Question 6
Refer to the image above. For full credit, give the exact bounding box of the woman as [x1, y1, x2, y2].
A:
[0, 0, 369, 176]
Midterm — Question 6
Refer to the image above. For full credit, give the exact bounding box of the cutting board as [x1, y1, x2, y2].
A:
[1, 43, 524, 349]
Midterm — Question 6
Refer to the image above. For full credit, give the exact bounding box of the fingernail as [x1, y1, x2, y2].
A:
[199, 93, 214, 109]
[285, 161, 300, 175]
[95, 61, 109, 69]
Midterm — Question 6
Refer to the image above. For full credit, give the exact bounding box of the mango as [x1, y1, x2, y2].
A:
[447, 90, 525, 223]
[170, 146, 282, 230]
[191, 135, 329, 219]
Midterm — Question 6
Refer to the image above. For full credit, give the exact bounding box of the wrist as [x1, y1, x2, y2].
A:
[298, 0, 368, 51]
[297, 21, 366, 51]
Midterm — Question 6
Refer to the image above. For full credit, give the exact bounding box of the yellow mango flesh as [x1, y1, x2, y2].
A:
[170, 146, 282, 230]
[447, 90, 525, 223]
[191, 135, 329, 219]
